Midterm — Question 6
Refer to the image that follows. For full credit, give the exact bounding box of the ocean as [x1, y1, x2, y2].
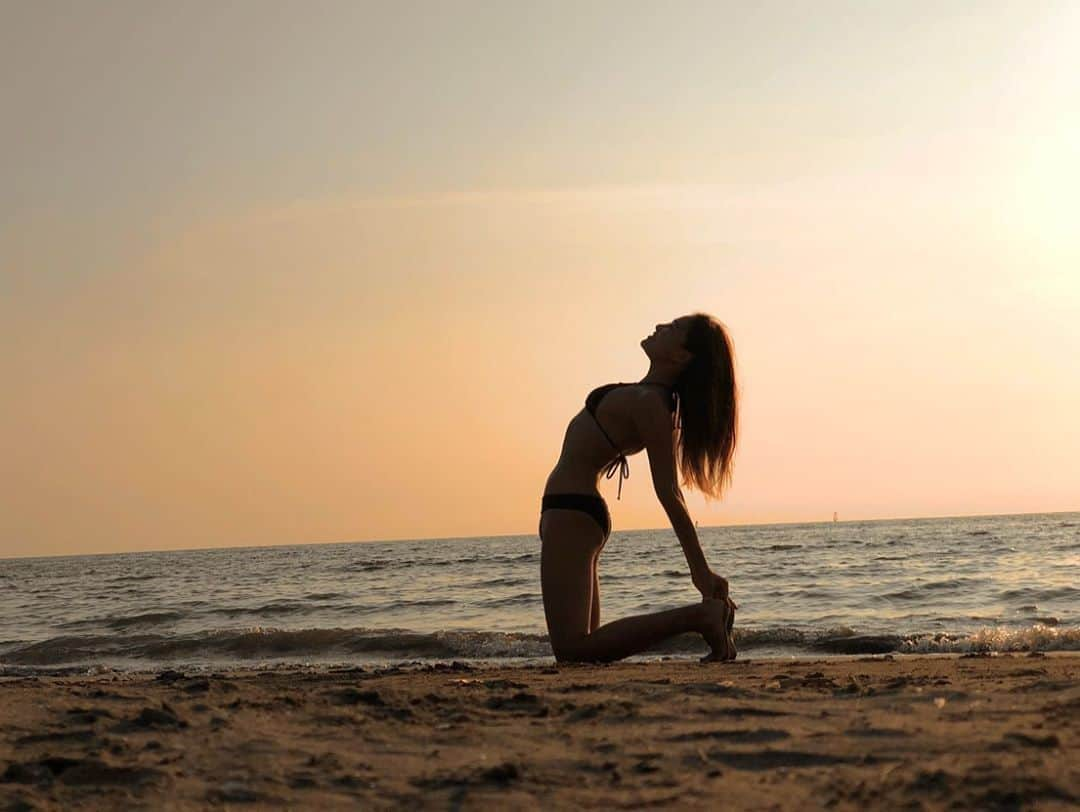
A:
[1, 511, 1077, 674]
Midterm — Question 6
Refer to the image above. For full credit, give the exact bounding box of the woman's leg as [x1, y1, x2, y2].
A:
[589, 558, 600, 633]
[540, 509, 598, 648]
[589, 514, 609, 633]
[541, 508, 730, 663]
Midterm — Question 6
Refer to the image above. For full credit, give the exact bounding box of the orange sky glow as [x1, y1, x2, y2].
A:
[2, 3, 1077, 556]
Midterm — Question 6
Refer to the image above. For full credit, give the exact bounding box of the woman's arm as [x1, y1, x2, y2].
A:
[661, 491, 715, 595]
[633, 397, 715, 595]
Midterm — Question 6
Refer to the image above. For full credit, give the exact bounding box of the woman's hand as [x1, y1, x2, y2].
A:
[696, 570, 738, 611]
[697, 571, 738, 663]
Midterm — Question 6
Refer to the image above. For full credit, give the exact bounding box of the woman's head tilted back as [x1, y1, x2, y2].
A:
[655, 313, 739, 501]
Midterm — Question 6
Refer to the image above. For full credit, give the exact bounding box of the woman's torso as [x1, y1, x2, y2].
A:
[543, 382, 675, 496]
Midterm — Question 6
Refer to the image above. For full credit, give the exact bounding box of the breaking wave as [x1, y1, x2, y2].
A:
[1, 623, 1076, 671]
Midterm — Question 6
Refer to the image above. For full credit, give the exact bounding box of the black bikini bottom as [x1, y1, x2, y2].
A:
[539, 493, 611, 540]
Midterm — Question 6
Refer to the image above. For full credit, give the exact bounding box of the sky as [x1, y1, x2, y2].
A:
[2, 1, 1078, 557]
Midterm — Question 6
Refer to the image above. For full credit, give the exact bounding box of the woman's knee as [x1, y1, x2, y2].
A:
[551, 633, 598, 664]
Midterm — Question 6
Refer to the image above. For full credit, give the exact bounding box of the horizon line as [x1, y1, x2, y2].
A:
[3, 507, 1077, 563]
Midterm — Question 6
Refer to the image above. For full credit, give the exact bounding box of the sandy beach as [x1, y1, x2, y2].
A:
[0, 653, 1076, 810]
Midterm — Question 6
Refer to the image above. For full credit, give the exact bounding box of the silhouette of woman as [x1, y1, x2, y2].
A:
[538, 313, 739, 663]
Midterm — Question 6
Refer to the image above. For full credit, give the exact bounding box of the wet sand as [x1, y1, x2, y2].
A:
[1, 653, 1077, 810]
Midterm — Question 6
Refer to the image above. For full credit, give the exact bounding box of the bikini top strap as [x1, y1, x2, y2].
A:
[589, 381, 678, 499]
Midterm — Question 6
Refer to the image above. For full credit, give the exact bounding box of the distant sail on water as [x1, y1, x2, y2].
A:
[833, 512, 838, 523]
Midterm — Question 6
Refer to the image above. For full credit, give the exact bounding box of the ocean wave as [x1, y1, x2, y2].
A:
[788, 587, 839, 599]
[882, 577, 992, 601]
[4, 622, 1075, 669]
[382, 598, 457, 610]
[105, 574, 159, 584]
[0, 628, 551, 666]
[457, 552, 538, 566]
[902, 624, 1080, 653]
[341, 560, 400, 573]
[339, 551, 537, 574]
[58, 611, 186, 632]
[470, 576, 533, 589]
[474, 593, 540, 609]
[48, 595, 464, 634]
[999, 586, 1079, 601]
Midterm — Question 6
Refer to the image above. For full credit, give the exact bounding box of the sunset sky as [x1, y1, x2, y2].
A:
[2, 2, 1078, 557]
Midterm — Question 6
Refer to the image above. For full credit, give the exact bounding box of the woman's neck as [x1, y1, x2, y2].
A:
[638, 363, 680, 388]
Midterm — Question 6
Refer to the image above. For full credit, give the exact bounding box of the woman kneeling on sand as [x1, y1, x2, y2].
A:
[539, 313, 739, 663]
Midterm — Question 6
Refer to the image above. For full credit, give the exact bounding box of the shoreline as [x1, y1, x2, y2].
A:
[5, 644, 1080, 680]
[3, 646, 1079, 677]
[2, 654, 1076, 809]
[3, 619, 1076, 677]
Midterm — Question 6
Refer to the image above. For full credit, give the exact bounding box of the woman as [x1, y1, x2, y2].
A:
[538, 313, 739, 663]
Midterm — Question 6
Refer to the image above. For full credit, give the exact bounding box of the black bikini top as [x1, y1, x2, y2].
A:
[584, 382, 678, 500]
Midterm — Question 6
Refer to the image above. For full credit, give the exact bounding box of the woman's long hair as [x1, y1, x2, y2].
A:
[672, 313, 738, 500]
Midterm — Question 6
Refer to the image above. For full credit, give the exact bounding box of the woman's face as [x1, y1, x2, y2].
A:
[641, 316, 693, 360]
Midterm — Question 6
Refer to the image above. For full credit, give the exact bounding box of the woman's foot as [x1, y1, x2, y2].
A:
[725, 600, 737, 661]
[698, 599, 734, 662]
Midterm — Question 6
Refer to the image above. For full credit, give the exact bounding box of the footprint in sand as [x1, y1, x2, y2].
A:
[666, 728, 791, 744]
[2, 757, 164, 788]
[707, 750, 859, 770]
